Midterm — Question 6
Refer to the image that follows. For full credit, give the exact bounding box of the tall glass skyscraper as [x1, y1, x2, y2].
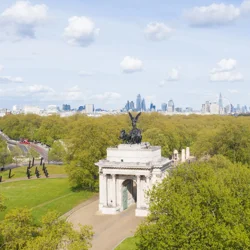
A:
[136, 94, 142, 111]
[141, 98, 146, 111]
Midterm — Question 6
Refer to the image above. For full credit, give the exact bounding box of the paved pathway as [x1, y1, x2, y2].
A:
[67, 199, 144, 250]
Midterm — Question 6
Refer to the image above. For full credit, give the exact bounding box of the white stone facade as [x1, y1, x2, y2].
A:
[95, 143, 172, 217]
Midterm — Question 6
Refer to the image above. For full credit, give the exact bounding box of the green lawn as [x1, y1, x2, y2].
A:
[0, 178, 94, 223]
[115, 237, 139, 250]
[0, 165, 66, 180]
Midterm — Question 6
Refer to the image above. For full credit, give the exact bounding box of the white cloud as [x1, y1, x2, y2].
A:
[0, 84, 53, 98]
[27, 84, 54, 94]
[64, 16, 99, 47]
[211, 58, 237, 73]
[0, 65, 3, 72]
[166, 68, 180, 81]
[78, 70, 93, 76]
[0, 1, 48, 38]
[120, 56, 143, 73]
[0, 76, 23, 84]
[228, 89, 239, 93]
[210, 59, 243, 82]
[241, 0, 250, 14]
[186, 3, 240, 26]
[144, 22, 173, 41]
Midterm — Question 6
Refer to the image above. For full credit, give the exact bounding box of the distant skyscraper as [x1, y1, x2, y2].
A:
[125, 100, 130, 111]
[219, 93, 224, 114]
[210, 102, 219, 114]
[85, 104, 94, 114]
[136, 94, 142, 111]
[150, 103, 156, 111]
[130, 101, 135, 110]
[167, 99, 174, 112]
[62, 104, 71, 111]
[161, 103, 167, 111]
[219, 93, 223, 109]
[141, 98, 146, 111]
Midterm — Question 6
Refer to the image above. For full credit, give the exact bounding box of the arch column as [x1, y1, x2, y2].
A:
[103, 174, 107, 207]
[111, 174, 117, 207]
[136, 175, 141, 209]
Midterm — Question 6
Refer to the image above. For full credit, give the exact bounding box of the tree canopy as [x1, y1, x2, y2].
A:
[136, 155, 250, 249]
[2, 113, 250, 189]
[0, 208, 93, 250]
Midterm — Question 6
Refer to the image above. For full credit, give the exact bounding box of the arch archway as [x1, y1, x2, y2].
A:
[121, 179, 137, 211]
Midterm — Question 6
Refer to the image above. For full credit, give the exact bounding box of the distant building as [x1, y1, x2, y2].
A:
[141, 98, 146, 111]
[125, 101, 130, 111]
[161, 103, 167, 111]
[62, 104, 71, 111]
[150, 103, 156, 111]
[175, 107, 182, 113]
[130, 101, 135, 110]
[78, 106, 85, 112]
[47, 105, 60, 114]
[224, 104, 234, 114]
[202, 101, 210, 113]
[136, 94, 142, 111]
[85, 104, 94, 114]
[185, 107, 193, 112]
[167, 99, 174, 113]
[219, 93, 223, 114]
[210, 102, 219, 114]
[24, 105, 41, 115]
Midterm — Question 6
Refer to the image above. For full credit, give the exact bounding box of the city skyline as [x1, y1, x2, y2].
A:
[0, 0, 250, 109]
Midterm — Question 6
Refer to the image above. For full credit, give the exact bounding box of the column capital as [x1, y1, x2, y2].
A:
[111, 174, 116, 178]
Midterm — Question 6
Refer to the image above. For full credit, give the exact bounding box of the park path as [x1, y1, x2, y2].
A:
[67, 199, 144, 250]
[0, 174, 68, 183]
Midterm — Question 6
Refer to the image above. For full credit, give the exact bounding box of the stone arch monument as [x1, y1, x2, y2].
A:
[95, 113, 172, 217]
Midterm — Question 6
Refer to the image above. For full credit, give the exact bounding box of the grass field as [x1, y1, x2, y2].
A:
[0, 165, 66, 180]
[115, 237, 139, 250]
[0, 178, 94, 223]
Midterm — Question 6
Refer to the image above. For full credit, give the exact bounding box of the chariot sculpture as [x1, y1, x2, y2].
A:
[120, 112, 142, 144]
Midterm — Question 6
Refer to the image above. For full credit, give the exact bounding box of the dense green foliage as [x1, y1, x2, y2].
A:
[0, 208, 93, 250]
[1, 114, 250, 189]
[136, 156, 250, 249]
[0, 139, 12, 167]
[0, 179, 94, 222]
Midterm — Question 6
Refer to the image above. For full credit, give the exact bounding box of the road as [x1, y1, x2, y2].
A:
[67, 199, 144, 250]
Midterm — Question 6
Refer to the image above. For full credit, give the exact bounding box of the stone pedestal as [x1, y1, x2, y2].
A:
[95, 143, 172, 217]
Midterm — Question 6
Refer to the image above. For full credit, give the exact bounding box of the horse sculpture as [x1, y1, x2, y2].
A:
[119, 112, 142, 144]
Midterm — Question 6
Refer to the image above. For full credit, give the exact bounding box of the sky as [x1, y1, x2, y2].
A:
[0, 0, 249, 110]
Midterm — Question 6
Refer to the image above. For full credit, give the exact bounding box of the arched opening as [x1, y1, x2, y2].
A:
[122, 179, 137, 211]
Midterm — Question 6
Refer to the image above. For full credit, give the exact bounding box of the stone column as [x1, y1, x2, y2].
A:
[181, 149, 186, 163]
[103, 174, 107, 207]
[99, 172, 103, 206]
[111, 174, 116, 207]
[186, 147, 190, 159]
[137, 175, 141, 209]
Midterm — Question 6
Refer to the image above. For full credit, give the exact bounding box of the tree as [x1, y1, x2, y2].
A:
[11, 145, 23, 167]
[49, 141, 66, 162]
[136, 155, 250, 249]
[0, 139, 12, 167]
[28, 148, 40, 159]
[0, 208, 93, 250]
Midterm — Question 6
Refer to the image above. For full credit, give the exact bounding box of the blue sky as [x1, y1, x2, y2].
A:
[0, 0, 249, 110]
